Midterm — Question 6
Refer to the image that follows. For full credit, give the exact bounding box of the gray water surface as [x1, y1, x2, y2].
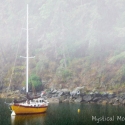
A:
[0, 99, 125, 125]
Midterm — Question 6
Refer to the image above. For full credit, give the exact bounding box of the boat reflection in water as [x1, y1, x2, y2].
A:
[11, 113, 46, 125]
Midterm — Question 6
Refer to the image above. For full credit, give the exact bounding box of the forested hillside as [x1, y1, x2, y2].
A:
[0, 0, 125, 92]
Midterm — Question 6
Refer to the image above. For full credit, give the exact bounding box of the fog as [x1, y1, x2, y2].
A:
[0, 0, 125, 89]
[0, 0, 125, 58]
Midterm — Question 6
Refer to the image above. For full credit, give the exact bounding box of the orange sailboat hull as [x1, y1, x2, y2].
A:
[11, 105, 48, 115]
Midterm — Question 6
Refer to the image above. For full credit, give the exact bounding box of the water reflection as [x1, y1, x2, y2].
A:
[0, 98, 125, 125]
[11, 113, 46, 125]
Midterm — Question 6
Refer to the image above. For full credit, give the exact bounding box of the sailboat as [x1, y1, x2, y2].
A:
[10, 4, 49, 115]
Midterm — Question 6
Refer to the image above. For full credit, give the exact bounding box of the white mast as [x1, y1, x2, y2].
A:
[26, 4, 29, 93]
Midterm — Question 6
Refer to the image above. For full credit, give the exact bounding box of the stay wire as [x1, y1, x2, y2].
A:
[4, 17, 26, 103]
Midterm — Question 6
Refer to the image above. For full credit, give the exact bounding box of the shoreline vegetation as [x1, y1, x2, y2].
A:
[1, 0, 125, 108]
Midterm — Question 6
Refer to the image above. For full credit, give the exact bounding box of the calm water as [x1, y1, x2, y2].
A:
[1, 99, 125, 125]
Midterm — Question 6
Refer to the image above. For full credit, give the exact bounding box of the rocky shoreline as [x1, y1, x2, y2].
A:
[45, 87, 125, 106]
[1, 86, 125, 106]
